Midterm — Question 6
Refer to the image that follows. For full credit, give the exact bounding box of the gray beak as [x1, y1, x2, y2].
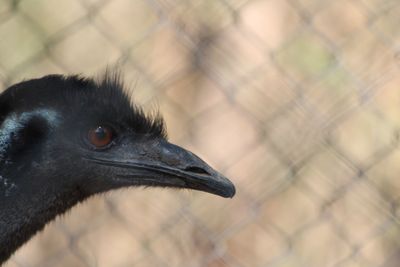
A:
[86, 140, 236, 198]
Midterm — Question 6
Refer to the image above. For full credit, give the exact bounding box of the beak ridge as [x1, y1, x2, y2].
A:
[85, 140, 236, 198]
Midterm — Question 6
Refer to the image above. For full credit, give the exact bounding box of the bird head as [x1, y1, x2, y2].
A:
[0, 74, 235, 201]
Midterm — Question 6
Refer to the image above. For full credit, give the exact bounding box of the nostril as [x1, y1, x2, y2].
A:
[184, 166, 210, 175]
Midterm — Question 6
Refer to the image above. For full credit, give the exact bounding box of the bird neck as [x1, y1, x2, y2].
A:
[0, 184, 84, 264]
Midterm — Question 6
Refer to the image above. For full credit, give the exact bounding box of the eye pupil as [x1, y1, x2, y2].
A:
[88, 126, 113, 148]
[95, 127, 107, 139]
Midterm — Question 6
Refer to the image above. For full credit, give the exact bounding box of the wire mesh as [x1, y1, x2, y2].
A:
[1, 0, 400, 266]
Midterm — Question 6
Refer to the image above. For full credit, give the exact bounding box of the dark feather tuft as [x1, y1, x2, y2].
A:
[0, 72, 167, 139]
[95, 71, 167, 139]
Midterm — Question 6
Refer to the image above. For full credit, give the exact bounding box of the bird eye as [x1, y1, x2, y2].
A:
[87, 126, 114, 148]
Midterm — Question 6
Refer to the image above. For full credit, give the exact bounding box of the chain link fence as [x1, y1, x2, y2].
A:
[1, 0, 400, 266]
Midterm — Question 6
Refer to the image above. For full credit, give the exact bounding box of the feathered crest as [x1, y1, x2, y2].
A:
[0, 71, 167, 139]
[95, 70, 167, 139]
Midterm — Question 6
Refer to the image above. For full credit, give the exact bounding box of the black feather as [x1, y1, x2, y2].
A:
[0, 73, 167, 139]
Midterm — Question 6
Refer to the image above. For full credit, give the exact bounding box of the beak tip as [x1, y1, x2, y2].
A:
[219, 179, 236, 198]
[227, 185, 236, 198]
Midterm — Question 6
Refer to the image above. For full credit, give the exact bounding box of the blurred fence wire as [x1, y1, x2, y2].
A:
[1, 0, 400, 266]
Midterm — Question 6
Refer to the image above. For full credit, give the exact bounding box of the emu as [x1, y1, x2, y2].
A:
[0, 74, 235, 264]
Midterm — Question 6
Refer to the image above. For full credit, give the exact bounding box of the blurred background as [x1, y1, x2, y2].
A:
[1, 0, 400, 266]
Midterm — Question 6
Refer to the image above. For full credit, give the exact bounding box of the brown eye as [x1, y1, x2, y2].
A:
[88, 126, 113, 148]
